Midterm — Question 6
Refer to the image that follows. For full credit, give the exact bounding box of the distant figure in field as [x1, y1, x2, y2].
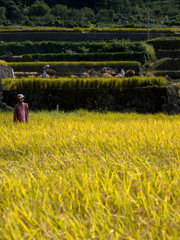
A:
[121, 68, 125, 77]
[12, 68, 15, 79]
[101, 67, 116, 76]
[125, 69, 135, 77]
[13, 94, 29, 123]
[42, 64, 50, 78]
[101, 67, 108, 75]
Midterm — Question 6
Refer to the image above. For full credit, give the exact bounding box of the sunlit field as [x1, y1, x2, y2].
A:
[0, 111, 180, 239]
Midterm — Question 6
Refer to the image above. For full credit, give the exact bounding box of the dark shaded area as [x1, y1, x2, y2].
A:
[3, 87, 180, 114]
[0, 64, 14, 110]
[0, 31, 177, 42]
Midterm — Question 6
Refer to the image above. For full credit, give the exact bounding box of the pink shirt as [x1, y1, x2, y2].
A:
[13, 102, 29, 123]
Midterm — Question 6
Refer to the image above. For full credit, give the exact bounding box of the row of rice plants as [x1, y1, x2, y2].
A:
[8, 61, 141, 67]
[0, 26, 179, 32]
[2, 76, 166, 90]
[0, 111, 180, 239]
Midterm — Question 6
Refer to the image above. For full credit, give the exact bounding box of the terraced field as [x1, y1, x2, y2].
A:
[0, 30, 180, 239]
[147, 38, 180, 82]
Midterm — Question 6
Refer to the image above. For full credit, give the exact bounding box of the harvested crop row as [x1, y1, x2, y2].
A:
[8, 61, 141, 74]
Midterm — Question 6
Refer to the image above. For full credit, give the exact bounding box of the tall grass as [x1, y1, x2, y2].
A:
[0, 111, 180, 239]
[2, 76, 166, 90]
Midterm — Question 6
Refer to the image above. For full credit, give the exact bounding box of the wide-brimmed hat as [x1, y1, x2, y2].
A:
[17, 94, 24, 99]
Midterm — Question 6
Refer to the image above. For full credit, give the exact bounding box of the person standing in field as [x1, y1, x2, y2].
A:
[13, 94, 29, 123]
[42, 64, 50, 78]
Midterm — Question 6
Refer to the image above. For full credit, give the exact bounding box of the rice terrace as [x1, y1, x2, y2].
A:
[0, 1, 180, 238]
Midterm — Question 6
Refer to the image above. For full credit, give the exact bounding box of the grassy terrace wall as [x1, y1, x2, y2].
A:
[0, 30, 178, 42]
[3, 76, 180, 114]
[3, 86, 180, 114]
[147, 37, 180, 50]
[152, 58, 180, 71]
[4, 52, 147, 64]
[8, 61, 141, 76]
[0, 41, 151, 55]
[156, 50, 180, 59]
[0, 41, 154, 64]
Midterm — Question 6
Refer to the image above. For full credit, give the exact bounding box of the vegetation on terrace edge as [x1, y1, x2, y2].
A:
[0, 40, 152, 55]
[0, 111, 180, 239]
[0, 27, 179, 32]
[2, 77, 166, 90]
[0, 60, 7, 66]
[0, 41, 155, 63]
[148, 58, 180, 71]
[4, 52, 148, 63]
[8, 61, 141, 67]
[147, 37, 180, 50]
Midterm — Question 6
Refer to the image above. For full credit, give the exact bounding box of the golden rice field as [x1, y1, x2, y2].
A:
[0, 110, 180, 239]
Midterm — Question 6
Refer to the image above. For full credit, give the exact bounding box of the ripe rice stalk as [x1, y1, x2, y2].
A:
[0, 111, 180, 239]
